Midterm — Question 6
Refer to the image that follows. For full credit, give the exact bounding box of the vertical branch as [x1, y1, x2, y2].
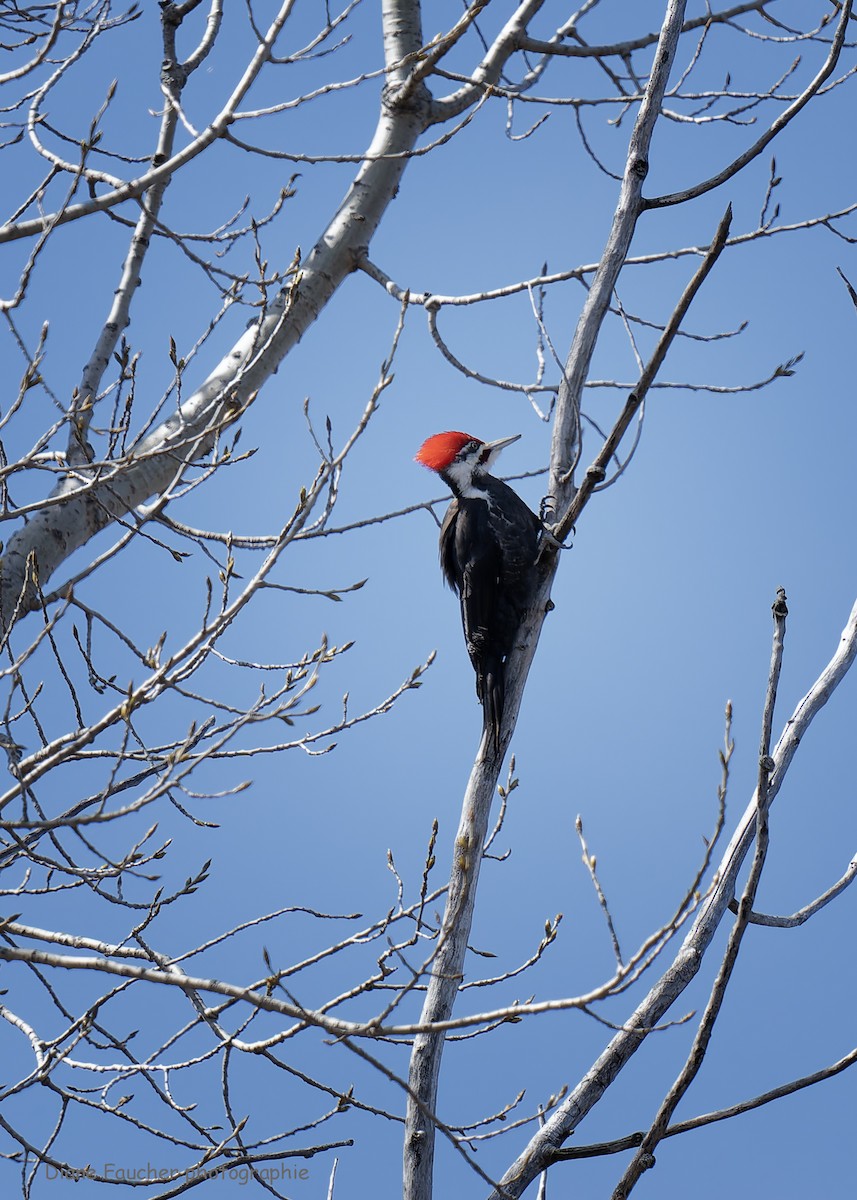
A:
[609, 590, 788, 1200]
[548, 0, 689, 496]
[403, 755, 499, 1200]
[403, 6, 691, 1199]
[382, 0, 426, 90]
[67, 7, 198, 465]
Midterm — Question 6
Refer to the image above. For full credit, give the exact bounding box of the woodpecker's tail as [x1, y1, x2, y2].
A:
[480, 660, 504, 754]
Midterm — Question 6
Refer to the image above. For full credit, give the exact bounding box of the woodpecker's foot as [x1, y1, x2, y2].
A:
[539, 494, 556, 524]
[539, 525, 573, 552]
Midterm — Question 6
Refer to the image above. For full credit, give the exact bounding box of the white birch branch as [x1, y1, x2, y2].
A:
[0, 11, 432, 628]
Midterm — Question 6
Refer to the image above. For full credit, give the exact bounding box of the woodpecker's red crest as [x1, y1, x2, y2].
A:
[414, 431, 477, 472]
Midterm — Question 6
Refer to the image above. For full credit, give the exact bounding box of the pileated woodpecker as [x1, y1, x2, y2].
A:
[415, 431, 541, 752]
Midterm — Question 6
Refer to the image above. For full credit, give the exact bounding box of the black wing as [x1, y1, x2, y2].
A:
[439, 497, 463, 595]
[484, 479, 542, 626]
[439, 486, 539, 621]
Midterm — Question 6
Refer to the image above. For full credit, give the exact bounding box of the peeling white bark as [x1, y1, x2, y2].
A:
[0, 66, 430, 629]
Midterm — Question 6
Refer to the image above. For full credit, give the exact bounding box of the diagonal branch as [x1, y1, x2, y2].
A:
[489, 593, 857, 1199]
[0, 2, 292, 245]
[0, 8, 432, 631]
[549, 203, 732, 547]
[646, 0, 853, 208]
[555, 1045, 857, 1160]
[609, 589, 788, 1200]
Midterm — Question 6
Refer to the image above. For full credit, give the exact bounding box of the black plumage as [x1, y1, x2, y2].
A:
[438, 478, 540, 750]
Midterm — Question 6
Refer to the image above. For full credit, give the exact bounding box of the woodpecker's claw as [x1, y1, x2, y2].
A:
[539, 525, 572, 552]
[537, 497, 573, 550]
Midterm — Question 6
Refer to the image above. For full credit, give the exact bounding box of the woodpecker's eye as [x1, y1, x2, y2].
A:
[458, 440, 480, 460]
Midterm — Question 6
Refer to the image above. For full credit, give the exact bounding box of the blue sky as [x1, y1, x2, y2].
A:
[1, 2, 855, 1197]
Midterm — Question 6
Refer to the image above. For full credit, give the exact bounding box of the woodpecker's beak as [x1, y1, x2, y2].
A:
[480, 433, 520, 469]
[482, 433, 521, 456]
